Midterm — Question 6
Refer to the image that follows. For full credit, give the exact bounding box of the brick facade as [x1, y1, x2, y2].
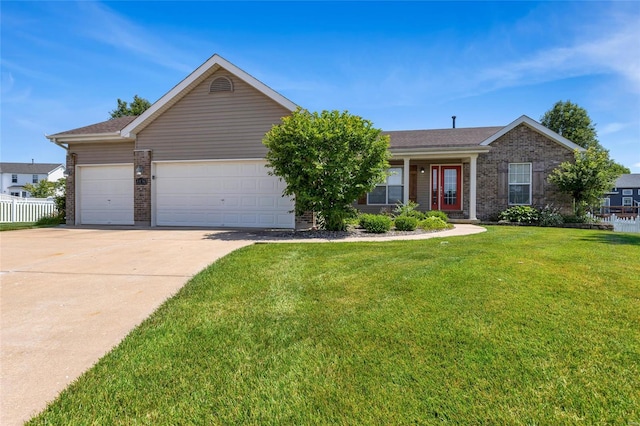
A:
[133, 150, 152, 225]
[65, 152, 77, 225]
[295, 211, 317, 230]
[476, 124, 574, 220]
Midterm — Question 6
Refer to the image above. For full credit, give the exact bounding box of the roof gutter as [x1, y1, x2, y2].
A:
[45, 132, 134, 144]
[389, 147, 491, 158]
[46, 135, 69, 152]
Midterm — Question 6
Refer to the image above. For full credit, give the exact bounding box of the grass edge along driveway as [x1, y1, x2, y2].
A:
[28, 227, 640, 425]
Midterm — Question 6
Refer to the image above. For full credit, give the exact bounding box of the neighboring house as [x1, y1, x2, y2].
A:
[603, 174, 640, 214]
[0, 162, 65, 198]
[47, 54, 581, 228]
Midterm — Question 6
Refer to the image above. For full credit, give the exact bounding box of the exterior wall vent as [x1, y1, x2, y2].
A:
[209, 76, 233, 93]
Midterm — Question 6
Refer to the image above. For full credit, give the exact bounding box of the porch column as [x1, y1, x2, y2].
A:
[403, 157, 410, 204]
[469, 154, 478, 221]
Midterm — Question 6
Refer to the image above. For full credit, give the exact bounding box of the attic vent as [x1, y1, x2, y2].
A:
[209, 76, 233, 93]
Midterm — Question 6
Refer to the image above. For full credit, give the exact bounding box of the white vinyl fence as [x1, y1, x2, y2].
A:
[0, 194, 57, 223]
[594, 213, 640, 233]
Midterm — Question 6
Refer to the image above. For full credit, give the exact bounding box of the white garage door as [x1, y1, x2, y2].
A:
[78, 165, 134, 225]
[154, 161, 294, 228]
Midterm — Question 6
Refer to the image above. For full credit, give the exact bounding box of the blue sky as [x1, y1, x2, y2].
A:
[2, 1, 639, 172]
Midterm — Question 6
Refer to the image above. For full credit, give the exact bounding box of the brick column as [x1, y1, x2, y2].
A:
[133, 150, 152, 226]
[65, 152, 77, 225]
[295, 211, 316, 230]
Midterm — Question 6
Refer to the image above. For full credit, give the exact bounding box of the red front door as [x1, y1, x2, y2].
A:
[431, 165, 462, 211]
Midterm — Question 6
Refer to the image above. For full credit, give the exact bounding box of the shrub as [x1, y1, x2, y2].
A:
[359, 214, 392, 233]
[425, 210, 448, 222]
[499, 206, 539, 224]
[394, 216, 418, 231]
[419, 216, 450, 231]
[36, 214, 63, 226]
[393, 201, 424, 220]
[538, 205, 564, 227]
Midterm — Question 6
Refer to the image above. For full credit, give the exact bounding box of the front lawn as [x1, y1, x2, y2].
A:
[0, 222, 38, 231]
[29, 227, 640, 424]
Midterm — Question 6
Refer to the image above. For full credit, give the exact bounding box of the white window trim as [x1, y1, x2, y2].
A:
[11, 174, 18, 183]
[508, 162, 532, 205]
[622, 189, 633, 196]
[32, 174, 39, 183]
[622, 197, 633, 207]
[367, 167, 404, 205]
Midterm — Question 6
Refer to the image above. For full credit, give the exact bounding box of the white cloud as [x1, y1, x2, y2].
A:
[599, 122, 632, 136]
[471, 10, 640, 95]
[74, 2, 195, 74]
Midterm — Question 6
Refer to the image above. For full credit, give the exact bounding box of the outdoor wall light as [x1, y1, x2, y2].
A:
[420, 167, 425, 174]
[135, 165, 144, 176]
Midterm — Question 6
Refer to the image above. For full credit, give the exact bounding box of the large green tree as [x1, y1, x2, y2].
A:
[109, 95, 151, 118]
[540, 100, 599, 149]
[263, 108, 390, 231]
[548, 147, 621, 217]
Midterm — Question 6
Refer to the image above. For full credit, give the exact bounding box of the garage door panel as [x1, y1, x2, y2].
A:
[79, 165, 134, 225]
[155, 161, 294, 228]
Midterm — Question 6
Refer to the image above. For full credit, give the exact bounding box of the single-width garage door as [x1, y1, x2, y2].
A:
[154, 161, 294, 228]
[77, 165, 134, 225]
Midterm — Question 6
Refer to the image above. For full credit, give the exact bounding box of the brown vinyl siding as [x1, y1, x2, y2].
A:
[137, 69, 291, 161]
[70, 142, 134, 165]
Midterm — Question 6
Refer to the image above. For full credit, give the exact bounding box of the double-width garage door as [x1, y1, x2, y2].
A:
[154, 161, 294, 228]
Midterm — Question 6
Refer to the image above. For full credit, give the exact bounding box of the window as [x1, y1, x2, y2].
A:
[10, 191, 19, 197]
[622, 197, 633, 207]
[508, 163, 531, 205]
[622, 189, 633, 196]
[32, 174, 39, 183]
[368, 167, 403, 205]
[11, 174, 17, 183]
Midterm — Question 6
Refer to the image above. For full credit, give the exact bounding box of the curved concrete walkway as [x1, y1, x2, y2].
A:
[0, 224, 485, 425]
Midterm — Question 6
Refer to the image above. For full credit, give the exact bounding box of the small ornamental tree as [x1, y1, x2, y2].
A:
[548, 147, 621, 217]
[23, 179, 58, 198]
[263, 108, 390, 231]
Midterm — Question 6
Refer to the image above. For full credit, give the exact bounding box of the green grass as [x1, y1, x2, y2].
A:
[29, 227, 640, 425]
[0, 222, 38, 231]
[1, 216, 63, 231]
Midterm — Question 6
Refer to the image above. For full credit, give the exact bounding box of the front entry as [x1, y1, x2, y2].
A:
[431, 165, 462, 211]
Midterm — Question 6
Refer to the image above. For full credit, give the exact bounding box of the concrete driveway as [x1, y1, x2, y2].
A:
[0, 227, 255, 425]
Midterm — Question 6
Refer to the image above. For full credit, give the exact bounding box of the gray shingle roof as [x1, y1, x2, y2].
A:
[0, 162, 64, 174]
[615, 174, 640, 188]
[385, 126, 503, 149]
[49, 116, 138, 137]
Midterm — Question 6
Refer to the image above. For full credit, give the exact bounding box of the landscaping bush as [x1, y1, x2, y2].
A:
[35, 214, 64, 226]
[359, 214, 392, 233]
[538, 205, 564, 227]
[419, 216, 450, 231]
[394, 215, 418, 231]
[393, 201, 425, 220]
[425, 210, 449, 222]
[499, 206, 539, 224]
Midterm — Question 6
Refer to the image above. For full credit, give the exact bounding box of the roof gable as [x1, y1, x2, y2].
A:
[480, 115, 584, 151]
[121, 54, 298, 137]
